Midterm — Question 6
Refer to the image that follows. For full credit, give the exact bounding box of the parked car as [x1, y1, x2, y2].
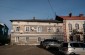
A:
[40, 39, 62, 49]
[60, 42, 85, 55]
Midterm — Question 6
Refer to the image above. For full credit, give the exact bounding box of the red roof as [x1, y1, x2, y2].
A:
[60, 16, 85, 20]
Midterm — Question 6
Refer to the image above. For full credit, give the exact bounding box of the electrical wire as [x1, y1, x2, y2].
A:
[48, 0, 56, 16]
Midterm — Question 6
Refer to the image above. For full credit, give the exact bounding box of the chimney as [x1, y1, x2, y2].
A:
[79, 14, 83, 17]
[69, 13, 72, 17]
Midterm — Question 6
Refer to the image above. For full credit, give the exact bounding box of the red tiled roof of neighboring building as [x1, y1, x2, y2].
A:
[60, 16, 85, 20]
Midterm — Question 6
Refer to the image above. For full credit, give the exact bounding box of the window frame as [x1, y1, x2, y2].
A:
[38, 37, 41, 42]
[25, 26, 30, 32]
[15, 37, 19, 42]
[47, 27, 52, 32]
[68, 23, 72, 32]
[26, 37, 29, 42]
[75, 23, 79, 30]
[15, 26, 20, 32]
[37, 26, 42, 32]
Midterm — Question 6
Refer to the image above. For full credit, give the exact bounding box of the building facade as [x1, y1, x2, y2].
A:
[10, 13, 85, 45]
[10, 19, 64, 45]
[60, 13, 85, 42]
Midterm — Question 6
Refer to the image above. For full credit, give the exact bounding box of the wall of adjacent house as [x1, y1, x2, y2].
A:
[65, 20, 84, 42]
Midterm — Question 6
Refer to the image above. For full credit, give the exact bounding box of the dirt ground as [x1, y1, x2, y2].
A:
[0, 45, 66, 55]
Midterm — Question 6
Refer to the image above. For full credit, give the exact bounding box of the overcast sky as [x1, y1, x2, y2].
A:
[0, 0, 85, 33]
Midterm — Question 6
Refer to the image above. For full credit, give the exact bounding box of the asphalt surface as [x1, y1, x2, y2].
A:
[0, 45, 66, 55]
[1, 45, 85, 55]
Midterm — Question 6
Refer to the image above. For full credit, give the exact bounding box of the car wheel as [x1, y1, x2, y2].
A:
[70, 52, 76, 55]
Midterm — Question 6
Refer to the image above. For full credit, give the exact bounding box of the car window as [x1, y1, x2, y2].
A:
[71, 43, 80, 47]
[79, 43, 85, 48]
[83, 43, 85, 48]
[62, 43, 68, 47]
[79, 43, 84, 47]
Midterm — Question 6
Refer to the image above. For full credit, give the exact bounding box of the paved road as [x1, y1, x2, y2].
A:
[0, 45, 84, 55]
[0, 45, 66, 55]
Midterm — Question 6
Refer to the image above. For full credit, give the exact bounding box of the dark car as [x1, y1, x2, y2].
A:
[40, 39, 62, 49]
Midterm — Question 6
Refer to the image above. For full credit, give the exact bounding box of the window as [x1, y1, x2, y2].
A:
[62, 43, 68, 47]
[15, 37, 19, 42]
[38, 37, 41, 42]
[75, 23, 79, 30]
[83, 22, 85, 32]
[15, 26, 20, 31]
[47, 27, 52, 32]
[26, 37, 29, 42]
[68, 23, 72, 32]
[71, 43, 80, 47]
[56, 27, 60, 32]
[37, 26, 42, 32]
[69, 35, 73, 41]
[25, 26, 30, 32]
[56, 27, 62, 32]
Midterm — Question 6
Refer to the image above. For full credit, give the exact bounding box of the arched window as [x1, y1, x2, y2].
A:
[38, 37, 41, 42]
[68, 23, 72, 32]
[75, 23, 79, 30]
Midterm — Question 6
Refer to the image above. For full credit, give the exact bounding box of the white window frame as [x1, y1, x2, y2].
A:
[47, 27, 52, 32]
[37, 26, 42, 32]
[68, 23, 72, 32]
[25, 26, 30, 32]
[75, 23, 79, 30]
[15, 26, 20, 32]
[15, 37, 19, 42]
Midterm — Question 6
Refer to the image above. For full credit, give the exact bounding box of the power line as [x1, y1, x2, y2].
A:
[48, 0, 56, 16]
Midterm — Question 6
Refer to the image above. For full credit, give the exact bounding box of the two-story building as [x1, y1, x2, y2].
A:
[10, 19, 64, 45]
[59, 13, 85, 42]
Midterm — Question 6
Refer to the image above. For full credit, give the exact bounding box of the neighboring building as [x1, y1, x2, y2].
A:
[10, 19, 64, 45]
[0, 23, 9, 45]
[59, 13, 85, 42]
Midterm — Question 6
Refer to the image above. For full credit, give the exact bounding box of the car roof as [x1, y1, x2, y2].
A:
[43, 39, 58, 42]
[63, 42, 84, 44]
